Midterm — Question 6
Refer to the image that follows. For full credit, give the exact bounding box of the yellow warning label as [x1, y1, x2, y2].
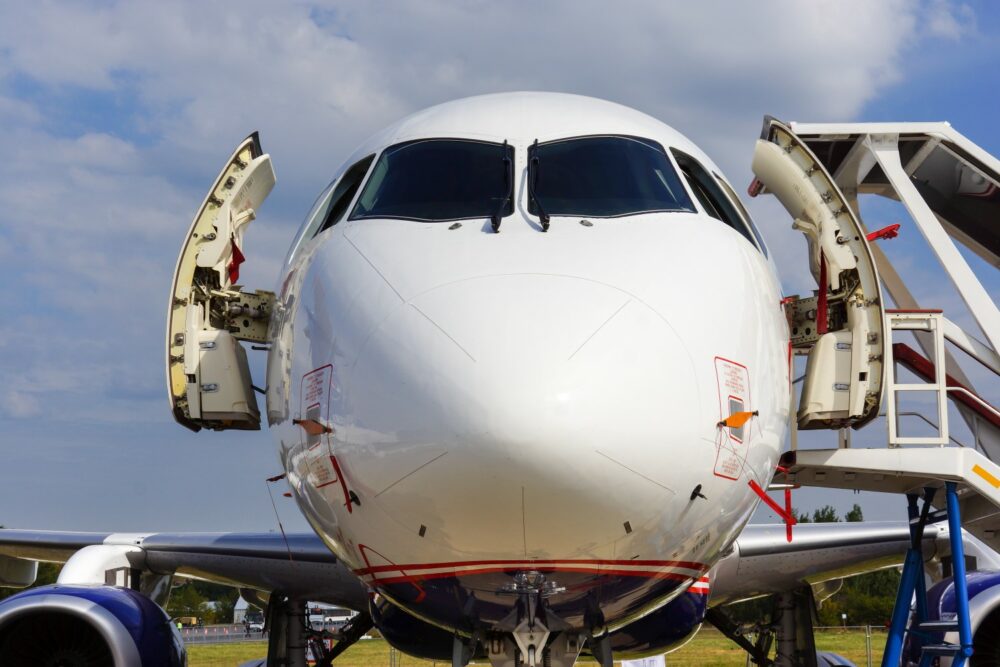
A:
[972, 464, 1000, 488]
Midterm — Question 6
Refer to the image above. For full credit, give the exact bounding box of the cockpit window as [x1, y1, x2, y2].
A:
[671, 149, 759, 249]
[351, 139, 515, 222]
[284, 153, 374, 267]
[714, 174, 768, 257]
[527, 135, 695, 218]
[317, 154, 375, 234]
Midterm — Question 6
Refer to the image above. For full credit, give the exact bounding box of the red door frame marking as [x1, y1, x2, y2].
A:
[329, 455, 353, 514]
[354, 557, 707, 576]
[358, 544, 426, 602]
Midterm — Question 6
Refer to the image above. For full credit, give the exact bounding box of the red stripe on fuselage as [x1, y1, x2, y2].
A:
[354, 557, 707, 577]
[368, 566, 707, 587]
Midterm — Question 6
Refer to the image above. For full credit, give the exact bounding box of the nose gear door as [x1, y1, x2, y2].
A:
[752, 118, 887, 430]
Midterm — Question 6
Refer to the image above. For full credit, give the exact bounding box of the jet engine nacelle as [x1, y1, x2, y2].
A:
[907, 571, 1000, 665]
[370, 595, 461, 661]
[0, 585, 185, 666]
[608, 590, 708, 657]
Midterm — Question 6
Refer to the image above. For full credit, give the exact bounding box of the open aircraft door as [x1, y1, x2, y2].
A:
[166, 133, 276, 431]
[752, 118, 888, 430]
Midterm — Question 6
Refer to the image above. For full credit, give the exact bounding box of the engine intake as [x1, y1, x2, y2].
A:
[0, 584, 185, 667]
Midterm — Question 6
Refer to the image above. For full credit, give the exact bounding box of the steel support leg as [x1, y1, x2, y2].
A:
[912, 490, 935, 667]
[286, 602, 308, 667]
[882, 493, 929, 667]
[774, 593, 797, 667]
[882, 549, 921, 667]
[946, 482, 974, 667]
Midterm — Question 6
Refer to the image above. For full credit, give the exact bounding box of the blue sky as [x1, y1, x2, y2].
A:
[0, 0, 996, 533]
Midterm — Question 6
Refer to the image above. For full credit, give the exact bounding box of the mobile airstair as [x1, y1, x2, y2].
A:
[751, 119, 999, 667]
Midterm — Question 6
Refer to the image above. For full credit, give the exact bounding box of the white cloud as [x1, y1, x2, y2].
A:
[0, 0, 981, 427]
[0, 1, 937, 182]
[925, 0, 976, 39]
[0, 389, 41, 418]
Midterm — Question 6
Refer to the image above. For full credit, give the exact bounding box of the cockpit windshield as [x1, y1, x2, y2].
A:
[351, 139, 514, 222]
[528, 136, 695, 218]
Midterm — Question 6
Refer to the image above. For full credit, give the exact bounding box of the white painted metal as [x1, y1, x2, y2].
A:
[58, 544, 145, 585]
[798, 331, 855, 421]
[194, 329, 259, 424]
[948, 387, 1000, 423]
[885, 312, 949, 446]
[790, 122, 955, 136]
[0, 555, 37, 588]
[784, 120, 998, 461]
[752, 120, 886, 429]
[867, 235, 997, 456]
[780, 446, 1000, 557]
[166, 136, 275, 431]
[784, 447, 1000, 499]
[865, 134, 1000, 354]
[943, 317, 1000, 376]
[790, 121, 1000, 185]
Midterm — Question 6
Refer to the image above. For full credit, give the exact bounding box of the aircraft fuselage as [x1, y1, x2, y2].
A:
[264, 93, 790, 637]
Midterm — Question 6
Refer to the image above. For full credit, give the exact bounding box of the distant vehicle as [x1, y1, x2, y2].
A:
[176, 617, 199, 628]
[324, 614, 353, 629]
[248, 621, 264, 633]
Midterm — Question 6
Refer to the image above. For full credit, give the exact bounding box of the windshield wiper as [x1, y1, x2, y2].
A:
[492, 140, 512, 233]
[529, 139, 551, 231]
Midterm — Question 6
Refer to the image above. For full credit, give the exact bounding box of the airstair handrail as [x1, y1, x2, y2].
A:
[946, 387, 1000, 424]
[893, 411, 971, 449]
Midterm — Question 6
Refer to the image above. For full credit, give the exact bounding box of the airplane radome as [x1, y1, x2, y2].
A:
[2, 92, 959, 667]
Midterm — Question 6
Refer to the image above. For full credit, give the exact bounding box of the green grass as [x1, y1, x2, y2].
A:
[187, 628, 887, 666]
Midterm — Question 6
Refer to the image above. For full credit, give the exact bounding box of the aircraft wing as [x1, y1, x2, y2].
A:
[710, 521, 1000, 606]
[3, 522, 996, 612]
[0, 529, 368, 610]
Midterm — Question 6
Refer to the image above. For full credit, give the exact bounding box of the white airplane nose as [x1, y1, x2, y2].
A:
[345, 274, 705, 558]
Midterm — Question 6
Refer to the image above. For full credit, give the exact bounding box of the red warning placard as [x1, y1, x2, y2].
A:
[310, 455, 340, 489]
[713, 357, 751, 481]
[300, 365, 333, 450]
[299, 365, 352, 510]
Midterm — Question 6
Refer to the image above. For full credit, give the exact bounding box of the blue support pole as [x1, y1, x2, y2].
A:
[882, 495, 923, 667]
[883, 550, 924, 667]
[946, 482, 974, 667]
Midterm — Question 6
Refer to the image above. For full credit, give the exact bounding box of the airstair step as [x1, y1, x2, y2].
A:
[921, 643, 960, 657]
[915, 620, 959, 632]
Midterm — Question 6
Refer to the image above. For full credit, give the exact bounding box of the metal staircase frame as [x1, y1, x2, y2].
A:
[885, 310, 950, 446]
[787, 121, 999, 456]
[881, 484, 973, 667]
[767, 121, 999, 666]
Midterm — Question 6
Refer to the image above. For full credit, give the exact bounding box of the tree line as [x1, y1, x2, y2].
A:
[0, 550, 240, 625]
[727, 504, 901, 627]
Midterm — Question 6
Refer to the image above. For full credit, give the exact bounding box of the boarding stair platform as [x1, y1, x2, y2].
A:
[751, 119, 999, 666]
